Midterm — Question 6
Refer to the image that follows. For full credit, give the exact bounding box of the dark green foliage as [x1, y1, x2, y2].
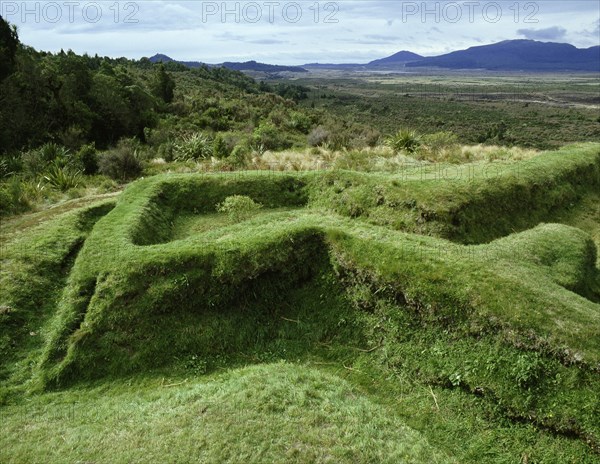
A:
[151, 64, 175, 104]
[0, 41, 160, 154]
[0, 177, 30, 215]
[227, 144, 251, 168]
[157, 141, 175, 162]
[275, 82, 309, 101]
[0, 16, 18, 81]
[212, 135, 230, 159]
[477, 120, 513, 144]
[76, 143, 99, 175]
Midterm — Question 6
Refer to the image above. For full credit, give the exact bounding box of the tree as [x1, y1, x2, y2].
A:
[152, 64, 175, 104]
[0, 16, 19, 80]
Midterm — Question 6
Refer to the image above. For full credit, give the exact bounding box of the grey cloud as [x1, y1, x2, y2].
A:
[581, 20, 599, 38]
[216, 32, 247, 41]
[248, 39, 288, 45]
[364, 34, 399, 43]
[517, 26, 567, 41]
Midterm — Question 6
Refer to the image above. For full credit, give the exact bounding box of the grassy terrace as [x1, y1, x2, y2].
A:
[0, 143, 599, 462]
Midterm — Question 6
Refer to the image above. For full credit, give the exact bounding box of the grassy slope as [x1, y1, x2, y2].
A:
[0, 200, 116, 389]
[1, 143, 599, 462]
[309, 143, 600, 243]
[0, 363, 453, 464]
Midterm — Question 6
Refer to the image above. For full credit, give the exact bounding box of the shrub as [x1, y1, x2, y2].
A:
[421, 131, 459, 153]
[174, 133, 212, 160]
[0, 177, 30, 215]
[356, 127, 381, 148]
[38, 142, 70, 164]
[253, 122, 290, 151]
[308, 126, 330, 147]
[59, 125, 86, 151]
[328, 131, 353, 152]
[157, 141, 175, 162]
[213, 135, 230, 159]
[21, 149, 47, 178]
[21, 143, 75, 178]
[98, 144, 143, 181]
[0, 156, 21, 178]
[288, 112, 312, 134]
[228, 145, 251, 169]
[217, 195, 262, 221]
[76, 143, 99, 175]
[387, 129, 421, 154]
[419, 131, 461, 162]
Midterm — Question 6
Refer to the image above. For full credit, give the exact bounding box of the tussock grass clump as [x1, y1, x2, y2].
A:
[217, 195, 263, 221]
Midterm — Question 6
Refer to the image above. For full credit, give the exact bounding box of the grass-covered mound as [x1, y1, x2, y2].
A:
[311, 143, 599, 243]
[0, 199, 116, 386]
[0, 363, 452, 464]
[1, 143, 599, 461]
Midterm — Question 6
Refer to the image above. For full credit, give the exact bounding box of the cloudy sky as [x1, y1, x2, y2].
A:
[3, 1, 599, 64]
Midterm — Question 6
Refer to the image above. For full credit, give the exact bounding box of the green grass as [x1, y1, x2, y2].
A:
[308, 143, 600, 243]
[1, 143, 599, 462]
[0, 199, 116, 390]
[0, 363, 455, 464]
[171, 207, 299, 241]
[550, 191, 600, 265]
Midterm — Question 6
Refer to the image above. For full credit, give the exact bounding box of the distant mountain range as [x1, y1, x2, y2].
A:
[406, 40, 600, 72]
[148, 40, 600, 74]
[305, 40, 599, 72]
[147, 54, 307, 73]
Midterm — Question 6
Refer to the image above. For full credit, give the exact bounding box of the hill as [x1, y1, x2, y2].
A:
[367, 50, 424, 67]
[148, 53, 205, 68]
[303, 51, 423, 70]
[407, 40, 600, 71]
[148, 54, 308, 73]
[221, 60, 308, 73]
